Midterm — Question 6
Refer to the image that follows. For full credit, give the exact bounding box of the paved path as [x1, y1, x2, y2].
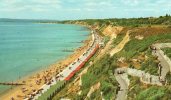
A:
[115, 67, 162, 100]
[127, 68, 162, 85]
[115, 68, 129, 100]
[115, 43, 171, 100]
[25, 31, 101, 100]
[152, 43, 171, 80]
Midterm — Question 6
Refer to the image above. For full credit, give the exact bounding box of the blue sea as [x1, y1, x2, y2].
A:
[0, 21, 89, 93]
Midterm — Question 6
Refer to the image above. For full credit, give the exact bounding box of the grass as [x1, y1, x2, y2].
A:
[128, 77, 142, 99]
[38, 81, 66, 100]
[72, 54, 118, 99]
[52, 47, 101, 99]
[119, 33, 171, 99]
[111, 32, 125, 48]
[114, 33, 171, 60]
[53, 18, 171, 99]
[136, 86, 171, 100]
[79, 31, 171, 99]
[162, 48, 171, 59]
[128, 77, 171, 100]
[166, 73, 171, 85]
[62, 15, 171, 27]
[140, 49, 158, 75]
[103, 36, 110, 45]
[53, 32, 171, 99]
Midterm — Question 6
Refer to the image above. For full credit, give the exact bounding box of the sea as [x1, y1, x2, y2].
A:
[0, 21, 89, 94]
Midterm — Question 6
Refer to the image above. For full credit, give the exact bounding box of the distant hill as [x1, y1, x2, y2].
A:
[0, 18, 60, 23]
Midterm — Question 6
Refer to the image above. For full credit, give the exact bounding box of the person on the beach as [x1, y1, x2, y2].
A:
[77, 58, 80, 62]
[11, 97, 14, 100]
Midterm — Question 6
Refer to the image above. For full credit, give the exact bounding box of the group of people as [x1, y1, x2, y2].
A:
[150, 45, 157, 53]
[150, 45, 168, 84]
[19, 31, 99, 100]
[66, 33, 97, 71]
[141, 73, 153, 83]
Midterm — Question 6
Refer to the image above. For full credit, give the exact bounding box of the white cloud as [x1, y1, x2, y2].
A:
[66, 8, 81, 12]
[124, 8, 156, 12]
[0, 0, 61, 12]
[121, 0, 140, 6]
[0, 0, 170, 19]
[85, 0, 114, 7]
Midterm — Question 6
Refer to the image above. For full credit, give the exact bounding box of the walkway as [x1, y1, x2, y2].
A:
[115, 67, 162, 100]
[25, 31, 101, 100]
[152, 43, 171, 80]
[115, 43, 171, 100]
[127, 68, 162, 85]
[115, 68, 129, 100]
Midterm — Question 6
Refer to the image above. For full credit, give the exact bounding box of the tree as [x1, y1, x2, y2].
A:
[165, 14, 170, 17]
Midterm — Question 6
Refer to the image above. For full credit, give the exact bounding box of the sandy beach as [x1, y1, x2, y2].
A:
[0, 35, 92, 100]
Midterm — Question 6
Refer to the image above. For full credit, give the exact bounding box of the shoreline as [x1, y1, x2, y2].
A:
[0, 26, 92, 100]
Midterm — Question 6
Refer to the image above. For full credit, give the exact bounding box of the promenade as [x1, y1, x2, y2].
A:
[26, 30, 101, 100]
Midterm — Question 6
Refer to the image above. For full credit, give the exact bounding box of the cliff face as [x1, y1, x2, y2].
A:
[102, 25, 123, 38]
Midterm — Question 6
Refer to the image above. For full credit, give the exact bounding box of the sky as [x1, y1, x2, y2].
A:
[0, 0, 171, 20]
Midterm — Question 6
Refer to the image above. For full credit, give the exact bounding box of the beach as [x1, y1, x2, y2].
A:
[0, 34, 92, 100]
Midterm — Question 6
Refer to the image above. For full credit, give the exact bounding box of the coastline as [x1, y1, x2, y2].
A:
[0, 25, 92, 100]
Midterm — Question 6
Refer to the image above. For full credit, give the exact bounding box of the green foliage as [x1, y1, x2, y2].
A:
[140, 50, 158, 75]
[56, 16, 171, 99]
[128, 77, 142, 99]
[136, 86, 166, 100]
[90, 89, 101, 100]
[162, 48, 171, 59]
[104, 36, 110, 45]
[82, 55, 111, 88]
[67, 15, 171, 27]
[112, 33, 125, 47]
[38, 81, 66, 100]
[80, 54, 118, 99]
[117, 33, 171, 60]
[101, 77, 117, 100]
[166, 73, 171, 85]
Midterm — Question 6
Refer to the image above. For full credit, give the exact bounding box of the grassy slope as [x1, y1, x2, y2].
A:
[119, 33, 171, 99]
[52, 16, 171, 99]
[79, 29, 171, 100]
[80, 30, 171, 100]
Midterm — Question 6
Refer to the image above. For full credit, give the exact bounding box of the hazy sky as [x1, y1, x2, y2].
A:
[0, 0, 171, 20]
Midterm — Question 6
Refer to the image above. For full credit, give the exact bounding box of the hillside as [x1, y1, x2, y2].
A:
[44, 15, 171, 100]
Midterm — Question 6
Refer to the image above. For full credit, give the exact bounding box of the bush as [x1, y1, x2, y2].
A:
[136, 86, 166, 100]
